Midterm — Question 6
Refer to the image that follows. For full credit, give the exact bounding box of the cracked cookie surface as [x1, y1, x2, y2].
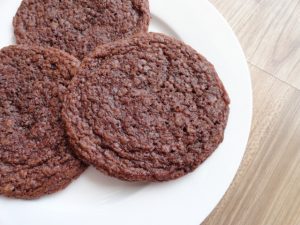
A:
[62, 33, 230, 182]
[0, 45, 86, 199]
[13, 0, 150, 60]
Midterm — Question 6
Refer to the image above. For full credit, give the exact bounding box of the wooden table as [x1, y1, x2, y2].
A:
[203, 0, 300, 224]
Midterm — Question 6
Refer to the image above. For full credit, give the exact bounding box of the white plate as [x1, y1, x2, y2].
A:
[0, 0, 252, 224]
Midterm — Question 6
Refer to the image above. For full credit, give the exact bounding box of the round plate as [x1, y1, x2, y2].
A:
[0, 0, 252, 224]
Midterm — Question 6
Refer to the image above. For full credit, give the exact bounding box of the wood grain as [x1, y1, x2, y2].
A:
[203, 0, 300, 224]
[210, 0, 300, 89]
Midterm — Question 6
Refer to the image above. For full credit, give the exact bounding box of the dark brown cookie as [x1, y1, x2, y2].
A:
[62, 33, 230, 182]
[13, 0, 150, 60]
[0, 45, 86, 199]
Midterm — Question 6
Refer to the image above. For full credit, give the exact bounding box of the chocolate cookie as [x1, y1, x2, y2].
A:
[62, 33, 230, 182]
[0, 45, 86, 199]
[13, 0, 150, 60]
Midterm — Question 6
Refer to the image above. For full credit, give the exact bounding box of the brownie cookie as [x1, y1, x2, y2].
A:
[0, 45, 86, 199]
[13, 0, 150, 60]
[62, 33, 230, 182]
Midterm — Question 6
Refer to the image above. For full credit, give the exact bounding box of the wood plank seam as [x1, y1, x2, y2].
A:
[248, 62, 300, 91]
